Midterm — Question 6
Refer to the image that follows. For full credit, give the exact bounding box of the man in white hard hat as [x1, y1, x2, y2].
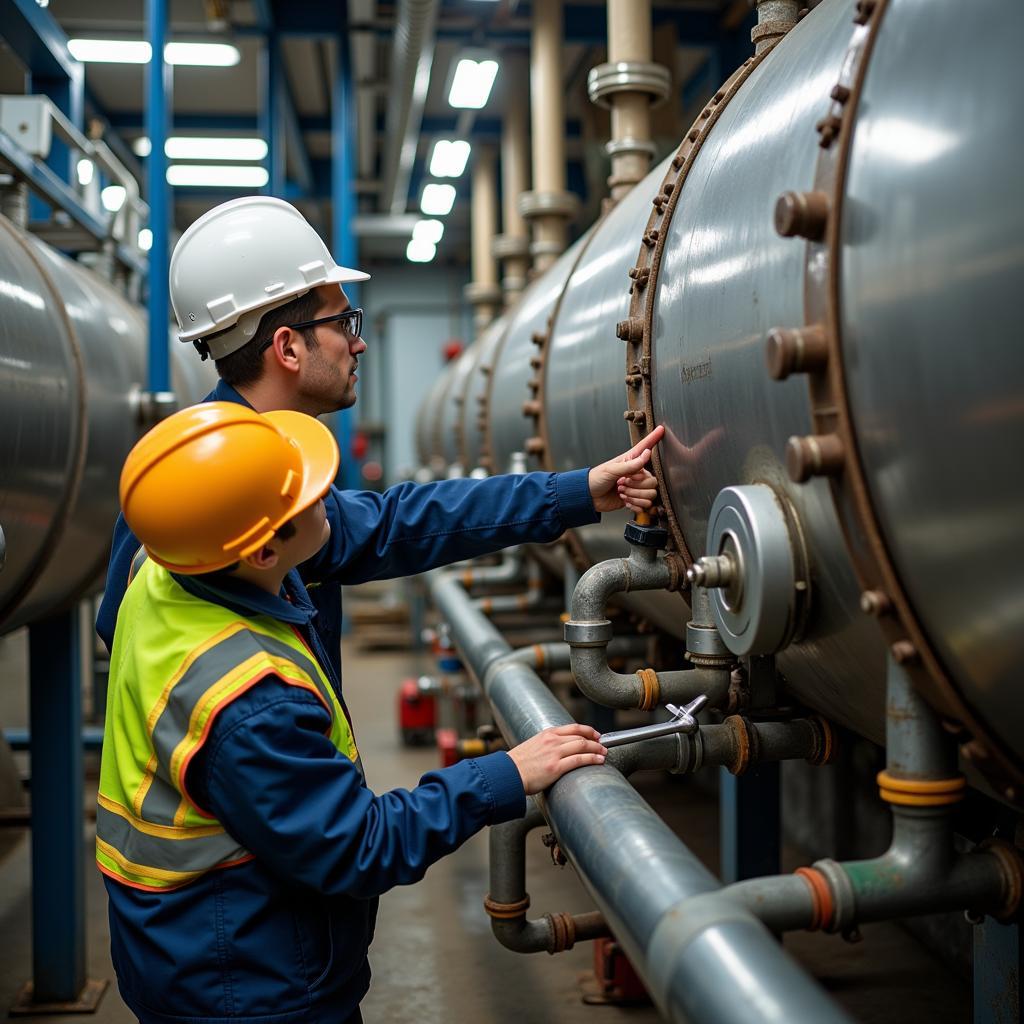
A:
[95, 196, 664, 1024]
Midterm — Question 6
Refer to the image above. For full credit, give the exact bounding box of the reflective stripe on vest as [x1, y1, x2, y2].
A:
[97, 559, 357, 891]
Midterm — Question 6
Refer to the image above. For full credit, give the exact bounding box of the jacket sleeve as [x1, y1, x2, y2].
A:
[300, 469, 598, 585]
[96, 513, 144, 653]
[190, 678, 526, 898]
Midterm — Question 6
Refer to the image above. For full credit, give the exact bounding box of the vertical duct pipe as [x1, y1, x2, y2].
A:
[520, 0, 578, 275]
[493, 52, 530, 304]
[465, 145, 502, 336]
[587, 0, 669, 203]
[752, 0, 800, 54]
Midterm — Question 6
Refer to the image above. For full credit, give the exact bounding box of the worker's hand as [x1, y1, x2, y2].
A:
[507, 724, 607, 795]
[587, 425, 664, 513]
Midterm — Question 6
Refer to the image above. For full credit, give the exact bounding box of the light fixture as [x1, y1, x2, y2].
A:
[406, 238, 437, 263]
[428, 139, 471, 178]
[101, 184, 126, 212]
[67, 39, 240, 67]
[447, 55, 499, 110]
[76, 158, 94, 186]
[413, 219, 444, 245]
[133, 137, 268, 161]
[167, 164, 270, 187]
[420, 183, 456, 216]
[132, 137, 152, 157]
[138, 228, 153, 251]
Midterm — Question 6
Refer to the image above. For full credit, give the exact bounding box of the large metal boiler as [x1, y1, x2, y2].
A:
[417, 0, 1024, 793]
[0, 213, 215, 633]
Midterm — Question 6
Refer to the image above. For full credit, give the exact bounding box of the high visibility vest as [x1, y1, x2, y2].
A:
[96, 557, 358, 892]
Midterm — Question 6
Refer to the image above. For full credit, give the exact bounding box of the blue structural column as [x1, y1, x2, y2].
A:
[975, 919, 1023, 1024]
[332, 28, 358, 493]
[260, 34, 286, 197]
[146, 0, 171, 395]
[719, 763, 782, 883]
[15, 610, 105, 1012]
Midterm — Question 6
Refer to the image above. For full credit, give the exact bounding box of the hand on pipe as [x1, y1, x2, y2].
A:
[587, 425, 664, 513]
[507, 724, 608, 795]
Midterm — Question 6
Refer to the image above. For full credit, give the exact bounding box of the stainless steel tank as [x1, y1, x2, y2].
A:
[0, 214, 215, 632]
[437, 343, 480, 472]
[414, 0, 1023, 777]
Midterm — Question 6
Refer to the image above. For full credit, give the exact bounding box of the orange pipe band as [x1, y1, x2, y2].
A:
[876, 770, 966, 806]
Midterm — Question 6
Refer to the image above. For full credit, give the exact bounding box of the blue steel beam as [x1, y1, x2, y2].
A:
[331, 30, 358, 493]
[260, 34, 286, 196]
[146, 0, 171, 395]
[0, 0, 82, 84]
[27, 610, 87, 1004]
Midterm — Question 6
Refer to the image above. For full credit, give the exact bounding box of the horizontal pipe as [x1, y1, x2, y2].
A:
[429, 570, 852, 1024]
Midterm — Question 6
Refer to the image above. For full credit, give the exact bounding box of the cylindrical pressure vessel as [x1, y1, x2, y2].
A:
[0, 215, 215, 632]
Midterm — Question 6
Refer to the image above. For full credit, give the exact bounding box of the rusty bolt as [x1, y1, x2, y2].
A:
[529, 355, 542, 370]
[480, 364, 492, 376]
[798, 7, 808, 19]
[860, 589, 893, 617]
[652, 194, 666, 212]
[672, 153, 684, 169]
[891, 640, 919, 665]
[662, 180, 675, 197]
[476, 394, 488, 407]
[712, 90, 725, 105]
[775, 190, 831, 241]
[522, 399, 542, 417]
[854, 0, 878, 25]
[765, 324, 829, 380]
[623, 409, 647, 428]
[700, 108, 711, 120]
[525, 436, 545, 456]
[785, 433, 845, 482]
[688, 127, 699, 143]
[531, 331, 546, 347]
[816, 114, 843, 148]
[616, 317, 644, 343]
[830, 84, 852, 104]
[527, 377, 540, 394]
[627, 266, 651, 287]
[625, 374, 643, 389]
[961, 739, 988, 763]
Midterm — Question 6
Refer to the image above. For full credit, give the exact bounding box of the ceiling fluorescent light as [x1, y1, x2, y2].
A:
[101, 184, 126, 211]
[413, 219, 444, 245]
[166, 137, 268, 160]
[68, 39, 240, 67]
[420, 183, 456, 216]
[429, 140, 471, 178]
[448, 56, 499, 110]
[167, 164, 269, 187]
[165, 43, 240, 67]
[406, 238, 437, 263]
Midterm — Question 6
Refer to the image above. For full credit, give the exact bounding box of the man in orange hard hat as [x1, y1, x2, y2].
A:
[95, 198, 665, 1024]
[98, 404, 608, 1024]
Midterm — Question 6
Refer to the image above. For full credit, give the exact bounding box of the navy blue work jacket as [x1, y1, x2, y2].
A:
[97, 380, 601, 1024]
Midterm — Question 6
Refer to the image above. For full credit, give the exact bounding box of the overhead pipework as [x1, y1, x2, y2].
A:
[464, 145, 502, 337]
[493, 52, 531, 306]
[587, 0, 669, 202]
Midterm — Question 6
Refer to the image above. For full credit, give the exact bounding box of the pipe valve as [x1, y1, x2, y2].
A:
[687, 554, 735, 589]
[599, 694, 708, 748]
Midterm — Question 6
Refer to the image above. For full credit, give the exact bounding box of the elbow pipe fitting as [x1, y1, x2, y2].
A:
[486, 800, 610, 955]
[460, 546, 525, 589]
[565, 549, 728, 710]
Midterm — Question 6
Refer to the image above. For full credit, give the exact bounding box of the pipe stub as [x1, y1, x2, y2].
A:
[587, 61, 672, 108]
[563, 619, 614, 647]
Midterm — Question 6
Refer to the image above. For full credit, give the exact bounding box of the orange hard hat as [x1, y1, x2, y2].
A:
[120, 402, 339, 574]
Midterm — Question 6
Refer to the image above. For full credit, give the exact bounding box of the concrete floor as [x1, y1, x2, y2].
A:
[0, 625, 972, 1023]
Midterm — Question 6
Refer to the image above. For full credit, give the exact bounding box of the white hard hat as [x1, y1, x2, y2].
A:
[169, 196, 370, 360]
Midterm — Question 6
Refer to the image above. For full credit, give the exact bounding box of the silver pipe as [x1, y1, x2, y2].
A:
[565, 545, 730, 709]
[382, 0, 439, 214]
[428, 569, 853, 1024]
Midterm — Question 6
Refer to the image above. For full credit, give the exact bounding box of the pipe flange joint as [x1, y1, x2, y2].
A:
[624, 520, 669, 549]
[686, 621, 731, 660]
[563, 619, 614, 647]
[670, 727, 703, 775]
[484, 893, 531, 921]
[518, 190, 580, 221]
[492, 233, 530, 261]
[463, 282, 503, 307]
[587, 61, 672, 108]
[811, 858, 856, 933]
[976, 838, 1024, 923]
[604, 136, 659, 160]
